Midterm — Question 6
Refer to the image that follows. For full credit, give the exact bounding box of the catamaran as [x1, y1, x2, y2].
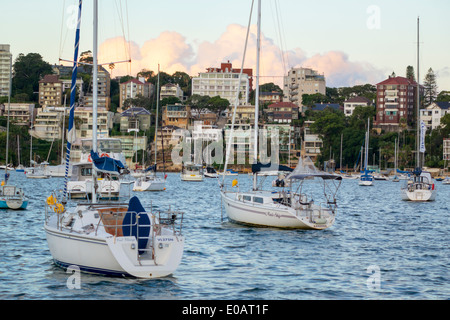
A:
[44, 0, 184, 278]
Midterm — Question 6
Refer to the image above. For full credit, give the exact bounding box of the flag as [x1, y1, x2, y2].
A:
[419, 120, 426, 153]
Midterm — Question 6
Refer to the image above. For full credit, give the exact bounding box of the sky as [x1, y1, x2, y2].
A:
[2, 0, 450, 91]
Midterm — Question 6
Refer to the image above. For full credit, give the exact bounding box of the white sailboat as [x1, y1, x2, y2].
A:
[359, 118, 374, 186]
[0, 54, 28, 210]
[44, 0, 184, 278]
[401, 17, 436, 202]
[133, 64, 166, 192]
[220, 0, 342, 230]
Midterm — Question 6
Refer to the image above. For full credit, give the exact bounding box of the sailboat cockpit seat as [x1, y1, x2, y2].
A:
[98, 206, 128, 237]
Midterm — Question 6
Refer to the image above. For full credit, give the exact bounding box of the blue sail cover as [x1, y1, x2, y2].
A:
[90, 151, 126, 175]
[144, 165, 157, 172]
[252, 162, 293, 173]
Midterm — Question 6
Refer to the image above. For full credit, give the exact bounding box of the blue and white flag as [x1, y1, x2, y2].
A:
[419, 120, 427, 153]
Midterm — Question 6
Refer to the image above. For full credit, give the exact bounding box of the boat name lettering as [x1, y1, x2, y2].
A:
[157, 237, 174, 242]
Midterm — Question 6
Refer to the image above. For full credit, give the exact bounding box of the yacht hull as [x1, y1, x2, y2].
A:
[221, 192, 334, 230]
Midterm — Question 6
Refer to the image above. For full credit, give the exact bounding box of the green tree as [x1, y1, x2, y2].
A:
[406, 65, 415, 81]
[12, 53, 53, 102]
[436, 91, 450, 102]
[423, 68, 438, 106]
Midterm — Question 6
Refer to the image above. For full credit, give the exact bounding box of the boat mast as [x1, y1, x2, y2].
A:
[154, 64, 160, 173]
[253, 0, 261, 191]
[416, 17, 420, 169]
[4, 54, 12, 183]
[92, 0, 99, 203]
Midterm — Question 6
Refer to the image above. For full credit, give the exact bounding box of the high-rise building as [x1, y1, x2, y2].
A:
[191, 61, 252, 105]
[39, 74, 63, 106]
[119, 77, 154, 112]
[283, 67, 326, 111]
[0, 44, 12, 97]
[373, 76, 422, 133]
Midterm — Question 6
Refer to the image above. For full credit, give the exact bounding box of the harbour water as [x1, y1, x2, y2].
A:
[1, 171, 449, 300]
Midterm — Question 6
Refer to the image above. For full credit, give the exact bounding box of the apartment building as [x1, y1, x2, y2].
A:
[420, 102, 450, 130]
[283, 67, 326, 110]
[373, 76, 422, 133]
[266, 102, 299, 123]
[162, 104, 191, 129]
[192, 61, 252, 105]
[74, 106, 114, 139]
[444, 138, 450, 162]
[343, 96, 372, 116]
[225, 104, 255, 125]
[260, 91, 282, 105]
[33, 106, 66, 141]
[39, 74, 63, 106]
[119, 78, 153, 112]
[0, 103, 35, 126]
[301, 120, 323, 163]
[82, 67, 111, 110]
[160, 83, 184, 101]
[0, 44, 12, 97]
[119, 107, 152, 133]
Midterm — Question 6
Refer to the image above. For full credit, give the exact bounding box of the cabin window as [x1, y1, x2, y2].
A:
[243, 195, 251, 202]
[253, 197, 264, 204]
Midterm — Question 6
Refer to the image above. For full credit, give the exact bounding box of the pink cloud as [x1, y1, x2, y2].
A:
[99, 25, 384, 88]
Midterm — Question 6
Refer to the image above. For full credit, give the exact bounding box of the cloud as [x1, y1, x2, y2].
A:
[99, 24, 385, 88]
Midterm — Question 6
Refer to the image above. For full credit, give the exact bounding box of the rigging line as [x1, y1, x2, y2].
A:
[274, 0, 289, 74]
[222, 0, 255, 189]
[125, 0, 132, 75]
[114, 0, 131, 74]
[58, 0, 67, 60]
[269, 0, 285, 75]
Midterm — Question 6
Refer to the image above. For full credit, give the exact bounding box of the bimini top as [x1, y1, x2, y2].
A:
[251, 162, 293, 175]
[286, 157, 342, 181]
[90, 150, 126, 175]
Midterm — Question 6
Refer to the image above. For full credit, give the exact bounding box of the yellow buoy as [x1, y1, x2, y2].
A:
[54, 203, 65, 214]
[232, 179, 238, 187]
[1, 180, 4, 186]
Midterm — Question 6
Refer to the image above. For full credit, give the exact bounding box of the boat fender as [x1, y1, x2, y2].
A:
[101, 153, 110, 158]
[88, 154, 92, 163]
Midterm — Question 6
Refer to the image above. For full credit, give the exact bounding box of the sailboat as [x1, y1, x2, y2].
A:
[220, 0, 342, 230]
[133, 65, 166, 192]
[400, 17, 436, 202]
[0, 53, 28, 210]
[359, 118, 374, 186]
[15, 136, 25, 172]
[44, 0, 184, 278]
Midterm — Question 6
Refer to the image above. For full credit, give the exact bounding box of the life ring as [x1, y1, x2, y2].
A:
[101, 153, 110, 158]
[88, 154, 92, 162]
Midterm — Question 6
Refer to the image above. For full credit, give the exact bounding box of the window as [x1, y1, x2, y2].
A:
[243, 195, 251, 202]
[253, 197, 264, 204]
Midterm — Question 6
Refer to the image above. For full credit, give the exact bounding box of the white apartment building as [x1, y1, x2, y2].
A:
[444, 138, 450, 162]
[74, 106, 114, 139]
[283, 67, 326, 111]
[33, 106, 67, 141]
[0, 44, 12, 97]
[343, 96, 372, 116]
[420, 102, 450, 130]
[82, 67, 111, 110]
[160, 83, 184, 101]
[192, 69, 250, 105]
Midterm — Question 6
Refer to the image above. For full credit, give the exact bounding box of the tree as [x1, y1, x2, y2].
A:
[186, 94, 211, 119]
[12, 53, 53, 102]
[436, 91, 450, 102]
[208, 96, 230, 116]
[406, 65, 415, 81]
[423, 68, 438, 106]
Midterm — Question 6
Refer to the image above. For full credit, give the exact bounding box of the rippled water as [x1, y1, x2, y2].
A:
[1, 171, 449, 300]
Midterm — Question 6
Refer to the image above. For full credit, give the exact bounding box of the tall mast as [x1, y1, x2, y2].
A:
[154, 64, 160, 170]
[416, 16, 420, 169]
[63, 0, 82, 202]
[253, 0, 261, 191]
[92, 0, 98, 203]
[4, 55, 12, 183]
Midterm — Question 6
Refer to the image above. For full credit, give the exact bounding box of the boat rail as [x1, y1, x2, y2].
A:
[44, 193, 184, 261]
